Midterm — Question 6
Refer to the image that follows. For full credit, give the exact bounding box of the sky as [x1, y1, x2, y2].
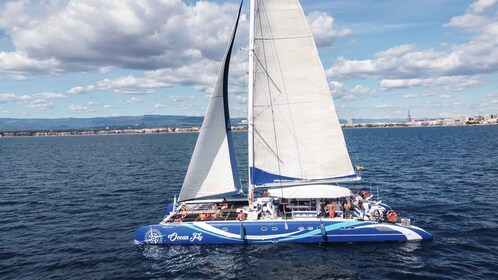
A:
[0, 0, 497, 120]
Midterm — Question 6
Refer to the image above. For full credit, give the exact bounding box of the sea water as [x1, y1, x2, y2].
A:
[1, 126, 497, 279]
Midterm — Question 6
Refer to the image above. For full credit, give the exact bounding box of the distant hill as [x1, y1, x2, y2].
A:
[0, 115, 406, 131]
[0, 115, 244, 132]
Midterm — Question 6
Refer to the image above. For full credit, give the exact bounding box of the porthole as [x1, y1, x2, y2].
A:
[222, 228, 228, 231]
[298, 227, 304, 231]
[261, 227, 267, 231]
[307, 226, 313, 231]
[272, 227, 278, 231]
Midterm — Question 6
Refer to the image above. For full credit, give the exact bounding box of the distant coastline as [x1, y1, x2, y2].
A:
[1, 119, 496, 137]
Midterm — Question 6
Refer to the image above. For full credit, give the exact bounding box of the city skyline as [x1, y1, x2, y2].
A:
[1, 0, 497, 120]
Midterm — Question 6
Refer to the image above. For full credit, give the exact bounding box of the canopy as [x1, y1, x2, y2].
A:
[267, 185, 352, 199]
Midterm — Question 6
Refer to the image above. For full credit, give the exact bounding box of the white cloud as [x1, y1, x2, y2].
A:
[27, 99, 53, 110]
[350, 85, 371, 95]
[0, 51, 61, 74]
[124, 97, 143, 104]
[375, 104, 392, 109]
[103, 104, 113, 109]
[171, 95, 195, 103]
[67, 85, 95, 94]
[154, 103, 165, 109]
[7, 74, 27, 80]
[0, 92, 64, 110]
[97, 76, 169, 95]
[329, 81, 373, 99]
[0, 0, 246, 75]
[34, 92, 66, 99]
[329, 81, 347, 97]
[327, 0, 498, 88]
[381, 76, 481, 90]
[170, 95, 196, 111]
[341, 95, 357, 102]
[69, 104, 90, 112]
[307, 11, 352, 47]
[403, 93, 417, 98]
[99, 66, 113, 74]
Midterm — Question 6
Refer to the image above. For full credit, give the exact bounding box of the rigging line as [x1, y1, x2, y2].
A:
[256, 0, 289, 203]
[253, 52, 282, 94]
[253, 127, 283, 164]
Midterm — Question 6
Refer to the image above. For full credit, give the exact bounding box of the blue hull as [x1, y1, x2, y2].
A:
[135, 220, 432, 245]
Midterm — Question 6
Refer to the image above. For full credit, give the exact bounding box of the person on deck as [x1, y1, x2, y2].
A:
[319, 199, 327, 218]
[237, 210, 246, 221]
[174, 214, 185, 223]
[328, 201, 335, 218]
[343, 200, 352, 219]
[221, 198, 229, 210]
[361, 189, 372, 200]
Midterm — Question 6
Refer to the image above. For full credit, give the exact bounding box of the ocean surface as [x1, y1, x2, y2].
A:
[1, 126, 497, 279]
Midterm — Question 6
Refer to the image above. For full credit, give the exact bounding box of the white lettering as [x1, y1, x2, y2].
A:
[190, 232, 203, 242]
[167, 232, 203, 242]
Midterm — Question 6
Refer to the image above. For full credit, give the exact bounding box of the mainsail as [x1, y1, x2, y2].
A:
[178, 3, 243, 202]
[250, 0, 357, 187]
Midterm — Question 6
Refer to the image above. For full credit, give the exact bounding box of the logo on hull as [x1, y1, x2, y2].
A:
[145, 228, 163, 244]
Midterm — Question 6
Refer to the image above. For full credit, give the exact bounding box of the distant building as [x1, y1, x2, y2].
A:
[443, 119, 456, 126]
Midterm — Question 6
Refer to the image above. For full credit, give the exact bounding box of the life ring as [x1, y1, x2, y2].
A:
[263, 191, 269, 197]
[386, 210, 398, 223]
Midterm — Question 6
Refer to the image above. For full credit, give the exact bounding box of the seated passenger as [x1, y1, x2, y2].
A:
[211, 203, 220, 210]
[263, 210, 271, 219]
[174, 214, 185, 223]
[221, 198, 229, 210]
[181, 204, 191, 211]
[237, 210, 246, 221]
[215, 210, 223, 219]
[361, 189, 373, 200]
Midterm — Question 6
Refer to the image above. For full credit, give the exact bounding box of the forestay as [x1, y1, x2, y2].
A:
[251, 0, 357, 187]
[178, 3, 243, 202]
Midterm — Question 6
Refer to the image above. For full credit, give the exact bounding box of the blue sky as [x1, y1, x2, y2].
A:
[0, 0, 497, 120]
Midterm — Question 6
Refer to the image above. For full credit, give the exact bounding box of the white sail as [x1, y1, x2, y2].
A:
[178, 3, 242, 202]
[250, 0, 357, 187]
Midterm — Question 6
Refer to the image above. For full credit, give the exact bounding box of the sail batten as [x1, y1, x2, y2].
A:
[178, 3, 243, 202]
[251, 0, 356, 187]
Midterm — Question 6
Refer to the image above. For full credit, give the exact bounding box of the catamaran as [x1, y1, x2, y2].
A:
[135, 0, 432, 244]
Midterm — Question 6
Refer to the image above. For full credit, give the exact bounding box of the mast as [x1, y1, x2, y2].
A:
[247, 0, 255, 205]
